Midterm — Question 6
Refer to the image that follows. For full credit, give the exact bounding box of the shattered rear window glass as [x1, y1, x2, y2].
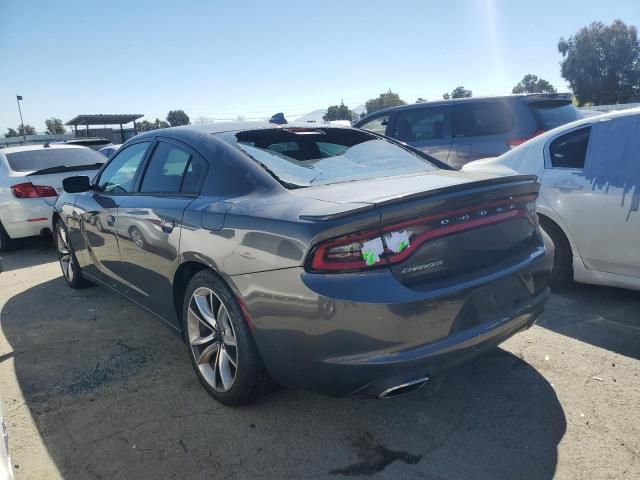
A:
[218, 127, 437, 188]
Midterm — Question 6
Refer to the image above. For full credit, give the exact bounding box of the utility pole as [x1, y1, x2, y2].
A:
[16, 95, 26, 144]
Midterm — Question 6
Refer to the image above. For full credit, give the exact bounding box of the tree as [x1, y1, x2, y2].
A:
[415, 97, 428, 103]
[512, 74, 557, 94]
[45, 117, 66, 134]
[323, 101, 353, 122]
[166, 109, 190, 127]
[5, 128, 19, 138]
[365, 90, 406, 115]
[18, 125, 36, 136]
[558, 20, 640, 105]
[443, 86, 472, 100]
[137, 118, 170, 132]
[193, 116, 214, 124]
[511, 74, 556, 94]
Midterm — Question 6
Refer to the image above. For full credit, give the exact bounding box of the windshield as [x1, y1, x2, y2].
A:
[529, 101, 582, 130]
[219, 128, 438, 188]
[6, 147, 105, 172]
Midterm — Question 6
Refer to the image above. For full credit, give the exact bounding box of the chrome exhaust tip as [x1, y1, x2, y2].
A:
[378, 376, 430, 399]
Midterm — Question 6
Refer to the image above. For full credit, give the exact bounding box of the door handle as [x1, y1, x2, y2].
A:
[552, 182, 583, 192]
[160, 218, 175, 233]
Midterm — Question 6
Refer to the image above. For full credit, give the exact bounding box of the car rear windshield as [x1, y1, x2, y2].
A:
[528, 101, 582, 130]
[6, 147, 105, 172]
[219, 127, 438, 188]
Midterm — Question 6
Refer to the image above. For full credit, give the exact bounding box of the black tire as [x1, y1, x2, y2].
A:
[181, 270, 272, 406]
[54, 220, 91, 289]
[539, 216, 573, 289]
[0, 221, 11, 252]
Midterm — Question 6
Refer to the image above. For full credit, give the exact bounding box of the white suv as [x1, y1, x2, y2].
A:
[0, 144, 105, 251]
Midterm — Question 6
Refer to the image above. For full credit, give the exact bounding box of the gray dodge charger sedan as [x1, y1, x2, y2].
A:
[53, 123, 553, 405]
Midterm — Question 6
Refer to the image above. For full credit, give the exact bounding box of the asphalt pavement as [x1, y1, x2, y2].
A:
[0, 238, 638, 479]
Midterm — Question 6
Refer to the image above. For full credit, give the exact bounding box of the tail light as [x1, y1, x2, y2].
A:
[11, 182, 58, 198]
[307, 194, 538, 273]
[507, 130, 545, 149]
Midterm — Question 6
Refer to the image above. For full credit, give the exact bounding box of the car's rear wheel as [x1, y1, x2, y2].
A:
[0, 221, 12, 252]
[182, 270, 272, 406]
[539, 216, 572, 289]
[55, 220, 90, 289]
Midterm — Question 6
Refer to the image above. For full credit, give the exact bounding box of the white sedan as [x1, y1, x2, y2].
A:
[464, 108, 640, 291]
[0, 397, 13, 480]
[0, 144, 105, 251]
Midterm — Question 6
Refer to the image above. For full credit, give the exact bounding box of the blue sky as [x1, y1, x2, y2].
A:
[1, 0, 638, 132]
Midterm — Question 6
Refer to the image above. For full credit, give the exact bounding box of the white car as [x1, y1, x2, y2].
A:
[98, 144, 121, 158]
[0, 398, 13, 480]
[464, 108, 640, 291]
[0, 144, 105, 251]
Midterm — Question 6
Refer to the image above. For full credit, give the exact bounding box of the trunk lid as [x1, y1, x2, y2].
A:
[305, 172, 542, 286]
[25, 165, 101, 205]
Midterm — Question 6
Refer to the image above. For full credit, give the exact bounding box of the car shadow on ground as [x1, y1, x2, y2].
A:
[2, 275, 566, 479]
[539, 283, 640, 360]
[0, 236, 54, 273]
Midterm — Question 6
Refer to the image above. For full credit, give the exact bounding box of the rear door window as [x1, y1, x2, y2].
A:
[392, 106, 450, 142]
[140, 141, 201, 193]
[357, 114, 390, 136]
[529, 101, 581, 130]
[549, 127, 591, 169]
[453, 102, 514, 137]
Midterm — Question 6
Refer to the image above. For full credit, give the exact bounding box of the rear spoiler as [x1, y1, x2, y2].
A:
[520, 93, 573, 104]
[56, 138, 111, 147]
[29, 162, 104, 176]
[299, 175, 538, 221]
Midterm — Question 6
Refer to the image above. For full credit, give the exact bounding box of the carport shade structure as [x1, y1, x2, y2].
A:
[65, 114, 144, 143]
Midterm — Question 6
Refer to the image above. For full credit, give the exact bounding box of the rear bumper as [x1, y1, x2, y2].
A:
[331, 289, 547, 398]
[0, 198, 54, 239]
[230, 237, 553, 398]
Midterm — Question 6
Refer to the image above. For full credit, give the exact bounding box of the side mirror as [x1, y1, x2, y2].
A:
[63, 175, 92, 193]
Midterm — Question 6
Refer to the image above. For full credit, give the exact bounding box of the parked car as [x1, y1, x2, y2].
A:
[98, 144, 121, 158]
[54, 123, 553, 405]
[59, 137, 112, 150]
[354, 93, 582, 168]
[0, 144, 106, 251]
[463, 108, 640, 291]
[0, 397, 14, 480]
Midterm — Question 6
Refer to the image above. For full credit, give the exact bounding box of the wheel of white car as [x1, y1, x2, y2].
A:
[0, 222, 11, 252]
[539, 216, 572, 289]
[55, 220, 91, 289]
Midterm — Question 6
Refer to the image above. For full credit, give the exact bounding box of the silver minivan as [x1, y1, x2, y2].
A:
[355, 93, 582, 168]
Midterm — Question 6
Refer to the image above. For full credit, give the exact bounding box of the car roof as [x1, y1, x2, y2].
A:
[357, 93, 574, 120]
[467, 106, 640, 172]
[0, 143, 90, 154]
[535, 106, 640, 139]
[133, 121, 353, 141]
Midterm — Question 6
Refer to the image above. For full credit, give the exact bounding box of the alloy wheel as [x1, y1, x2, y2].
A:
[130, 228, 145, 248]
[187, 287, 238, 392]
[56, 226, 75, 283]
